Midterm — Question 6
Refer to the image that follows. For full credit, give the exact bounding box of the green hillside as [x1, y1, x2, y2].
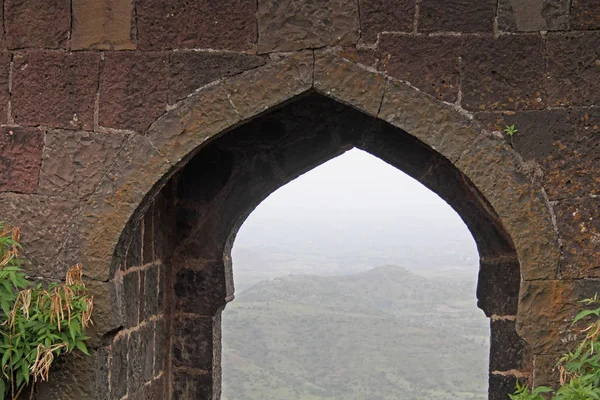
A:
[222, 265, 489, 400]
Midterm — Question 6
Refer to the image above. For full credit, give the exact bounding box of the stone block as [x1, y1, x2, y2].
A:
[140, 322, 156, 383]
[99, 52, 168, 132]
[461, 35, 545, 111]
[314, 51, 386, 115]
[489, 373, 518, 400]
[477, 260, 521, 317]
[490, 319, 528, 371]
[137, 0, 256, 51]
[533, 354, 561, 388]
[571, 0, 600, 30]
[72, 0, 135, 50]
[127, 329, 143, 393]
[555, 198, 600, 279]
[168, 51, 265, 104]
[358, 0, 415, 42]
[154, 317, 167, 376]
[38, 130, 129, 199]
[172, 315, 215, 369]
[0, 127, 44, 194]
[174, 266, 226, 315]
[142, 264, 160, 320]
[172, 370, 213, 399]
[418, 0, 496, 32]
[125, 222, 143, 269]
[123, 270, 140, 327]
[12, 51, 99, 130]
[142, 208, 154, 264]
[0, 193, 78, 278]
[336, 46, 380, 69]
[546, 32, 600, 107]
[5, 0, 69, 49]
[110, 335, 128, 399]
[379, 34, 461, 102]
[0, 53, 10, 124]
[257, 0, 359, 52]
[497, 0, 570, 31]
[503, 108, 600, 200]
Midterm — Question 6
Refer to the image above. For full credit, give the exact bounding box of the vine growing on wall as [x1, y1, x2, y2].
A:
[0, 224, 93, 399]
[511, 295, 600, 400]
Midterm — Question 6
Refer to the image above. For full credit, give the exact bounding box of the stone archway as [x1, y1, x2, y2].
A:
[44, 51, 560, 400]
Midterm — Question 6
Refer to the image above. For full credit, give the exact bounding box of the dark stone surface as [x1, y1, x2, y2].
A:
[137, 0, 257, 51]
[503, 108, 599, 200]
[172, 315, 214, 369]
[379, 34, 461, 102]
[497, 0, 570, 31]
[110, 335, 128, 399]
[571, 0, 600, 30]
[142, 208, 154, 264]
[0, 53, 10, 125]
[127, 329, 143, 393]
[140, 322, 156, 383]
[154, 317, 167, 376]
[490, 319, 528, 371]
[477, 260, 521, 317]
[489, 373, 518, 400]
[461, 35, 545, 111]
[358, 0, 415, 42]
[168, 52, 265, 104]
[546, 32, 600, 107]
[38, 130, 128, 199]
[123, 270, 140, 327]
[99, 52, 168, 132]
[172, 370, 213, 399]
[5, 0, 70, 49]
[126, 222, 143, 269]
[555, 198, 600, 279]
[257, 0, 359, 52]
[142, 264, 160, 320]
[174, 266, 226, 315]
[12, 51, 100, 130]
[418, 0, 496, 32]
[0, 127, 44, 194]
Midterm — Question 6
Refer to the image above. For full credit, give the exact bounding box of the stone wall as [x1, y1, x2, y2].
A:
[0, 0, 598, 399]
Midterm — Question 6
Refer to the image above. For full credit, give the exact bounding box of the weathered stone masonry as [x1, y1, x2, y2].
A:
[0, 0, 598, 399]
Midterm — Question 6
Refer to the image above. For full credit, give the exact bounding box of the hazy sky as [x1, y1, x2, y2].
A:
[233, 149, 479, 272]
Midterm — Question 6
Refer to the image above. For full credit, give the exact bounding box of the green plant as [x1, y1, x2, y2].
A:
[510, 295, 600, 400]
[504, 124, 518, 146]
[0, 224, 93, 399]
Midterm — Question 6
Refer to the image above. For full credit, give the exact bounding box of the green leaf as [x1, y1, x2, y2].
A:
[75, 341, 89, 356]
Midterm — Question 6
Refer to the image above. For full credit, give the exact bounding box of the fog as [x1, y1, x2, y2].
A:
[232, 148, 479, 286]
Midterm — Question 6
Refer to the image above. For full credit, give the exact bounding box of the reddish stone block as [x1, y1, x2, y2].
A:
[418, 0, 496, 32]
[5, 0, 70, 49]
[169, 52, 265, 104]
[497, 0, 570, 32]
[336, 46, 380, 69]
[358, 0, 415, 42]
[379, 34, 461, 102]
[571, 0, 600, 30]
[0, 127, 44, 193]
[99, 52, 168, 132]
[0, 53, 11, 124]
[137, 0, 257, 51]
[12, 51, 100, 130]
[503, 108, 600, 200]
[71, 0, 136, 50]
[546, 32, 600, 107]
[461, 35, 545, 111]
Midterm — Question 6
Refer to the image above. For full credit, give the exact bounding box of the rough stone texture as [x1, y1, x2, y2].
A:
[168, 52, 266, 104]
[5, 0, 70, 49]
[456, 137, 560, 280]
[533, 354, 561, 388]
[174, 266, 226, 315]
[489, 374, 518, 400]
[142, 265, 159, 320]
[461, 35, 545, 111]
[137, 0, 257, 51]
[418, 0, 496, 32]
[38, 130, 129, 199]
[314, 51, 386, 115]
[0, 127, 44, 194]
[571, 0, 600, 30]
[358, 0, 415, 42]
[122, 271, 140, 327]
[12, 51, 100, 130]
[110, 335, 128, 399]
[502, 108, 600, 200]
[490, 319, 528, 371]
[99, 52, 168, 132]
[379, 34, 461, 102]
[0, 193, 78, 277]
[257, 0, 359, 53]
[336, 46, 380, 69]
[71, 0, 135, 50]
[497, 0, 570, 31]
[172, 315, 215, 369]
[555, 198, 600, 279]
[546, 32, 600, 107]
[477, 260, 521, 317]
[172, 370, 213, 399]
[0, 53, 11, 124]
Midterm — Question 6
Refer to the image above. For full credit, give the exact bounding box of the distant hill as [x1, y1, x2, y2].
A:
[222, 265, 489, 400]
